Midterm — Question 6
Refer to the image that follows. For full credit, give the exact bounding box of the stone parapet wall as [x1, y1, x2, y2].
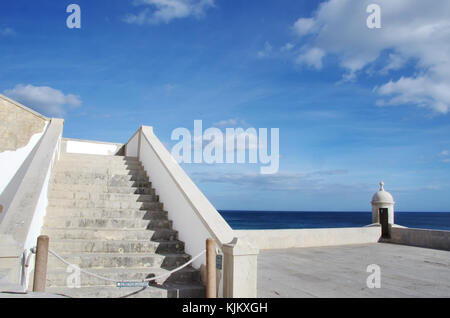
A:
[236, 226, 382, 250]
[388, 227, 450, 251]
[0, 95, 47, 152]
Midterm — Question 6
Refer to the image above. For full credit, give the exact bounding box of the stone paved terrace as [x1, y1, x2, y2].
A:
[258, 243, 450, 298]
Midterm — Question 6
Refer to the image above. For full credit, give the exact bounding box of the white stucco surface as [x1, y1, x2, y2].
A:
[389, 227, 450, 251]
[125, 132, 139, 158]
[0, 118, 63, 291]
[236, 226, 382, 250]
[0, 122, 48, 195]
[126, 127, 235, 268]
[65, 140, 120, 156]
[22, 132, 61, 289]
[125, 126, 250, 297]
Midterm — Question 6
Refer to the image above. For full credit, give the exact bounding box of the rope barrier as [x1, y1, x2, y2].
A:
[48, 248, 206, 285]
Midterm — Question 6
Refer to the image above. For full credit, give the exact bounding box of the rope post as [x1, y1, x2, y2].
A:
[33, 235, 49, 293]
[206, 238, 217, 298]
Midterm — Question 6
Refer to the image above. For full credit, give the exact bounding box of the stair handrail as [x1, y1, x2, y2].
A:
[128, 126, 235, 249]
[125, 126, 259, 298]
[0, 118, 64, 292]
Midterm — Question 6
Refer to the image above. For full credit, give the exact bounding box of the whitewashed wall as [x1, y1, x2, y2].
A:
[23, 132, 61, 289]
[0, 118, 63, 291]
[126, 127, 234, 269]
[139, 136, 212, 268]
[236, 226, 382, 250]
[125, 132, 139, 158]
[0, 121, 48, 195]
[124, 126, 259, 298]
[65, 139, 122, 156]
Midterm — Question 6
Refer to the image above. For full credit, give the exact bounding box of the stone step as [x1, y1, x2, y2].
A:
[46, 208, 168, 220]
[49, 239, 184, 254]
[48, 199, 163, 210]
[52, 178, 151, 188]
[44, 217, 172, 230]
[60, 153, 138, 162]
[55, 160, 143, 170]
[50, 184, 155, 195]
[46, 266, 200, 287]
[47, 252, 191, 270]
[42, 228, 178, 241]
[55, 167, 145, 176]
[43, 154, 202, 298]
[56, 160, 142, 168]
[49, 191, 157, 202]
[52, 171, 149, 182]
[46, 283, 205, 298]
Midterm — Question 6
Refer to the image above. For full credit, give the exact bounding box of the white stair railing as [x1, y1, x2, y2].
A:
[125, 126, 259, 298]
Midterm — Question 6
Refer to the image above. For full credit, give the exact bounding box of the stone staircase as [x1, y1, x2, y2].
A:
[41, 153, 205, 298]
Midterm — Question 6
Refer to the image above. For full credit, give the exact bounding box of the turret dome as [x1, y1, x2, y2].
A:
[371, 181, 394, 204]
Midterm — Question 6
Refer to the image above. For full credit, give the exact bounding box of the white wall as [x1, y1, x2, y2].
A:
[389, 227, 450, 251]
[0, 118, 63, 291]
[65, 139, 121, 156]
[127, 127, 239, 298]
[125, 132, 139, 158]
[139, 139, 212, 268]
[0, 121, 48, 195]
[23, 133, 60, 289]
[236, 226, 382, 250]
[128, 127, 235, 268]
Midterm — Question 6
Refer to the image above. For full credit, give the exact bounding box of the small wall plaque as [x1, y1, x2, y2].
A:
[116, 282, 149, 288]
[216, 254, 223, 270]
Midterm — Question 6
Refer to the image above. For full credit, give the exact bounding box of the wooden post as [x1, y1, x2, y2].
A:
[33, 235, 49, 292]
[206, 238, 217, 298]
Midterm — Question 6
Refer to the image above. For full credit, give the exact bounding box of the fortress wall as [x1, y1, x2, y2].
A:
[0, 95, 48, 216]
[388, 227, 450, 251]
[0, 95, 47, 152]
[235, 226, 381, 250]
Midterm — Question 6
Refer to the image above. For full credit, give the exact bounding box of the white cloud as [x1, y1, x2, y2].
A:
[3, 84, 81, 117]
[376, 76, 450, 113]
[380, 53, 407, 74]
[124, 0, 215, 25]
[280, 43, 294, 52]
[293, 18, 316, 36]
[295, 47, 325, 70]
[437, 150, 450, 163]
[257, 42, 273, 58]
[291, 0, 450, 114]
[0, 27, 15, 36]
[213, 118, 247, 127]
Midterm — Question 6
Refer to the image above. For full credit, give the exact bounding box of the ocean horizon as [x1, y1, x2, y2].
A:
[218, 210, 450, 231]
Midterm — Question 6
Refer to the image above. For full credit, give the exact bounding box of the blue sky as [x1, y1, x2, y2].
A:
[1, 0, 449, 212]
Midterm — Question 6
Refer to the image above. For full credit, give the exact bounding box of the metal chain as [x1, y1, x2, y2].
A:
[48, 248, 206, 284]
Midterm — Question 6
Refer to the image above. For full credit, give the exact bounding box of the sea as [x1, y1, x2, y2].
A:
[218, 211, 450, 231]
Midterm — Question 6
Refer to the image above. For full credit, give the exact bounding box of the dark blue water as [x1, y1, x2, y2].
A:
[218, 211, 450, 231]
